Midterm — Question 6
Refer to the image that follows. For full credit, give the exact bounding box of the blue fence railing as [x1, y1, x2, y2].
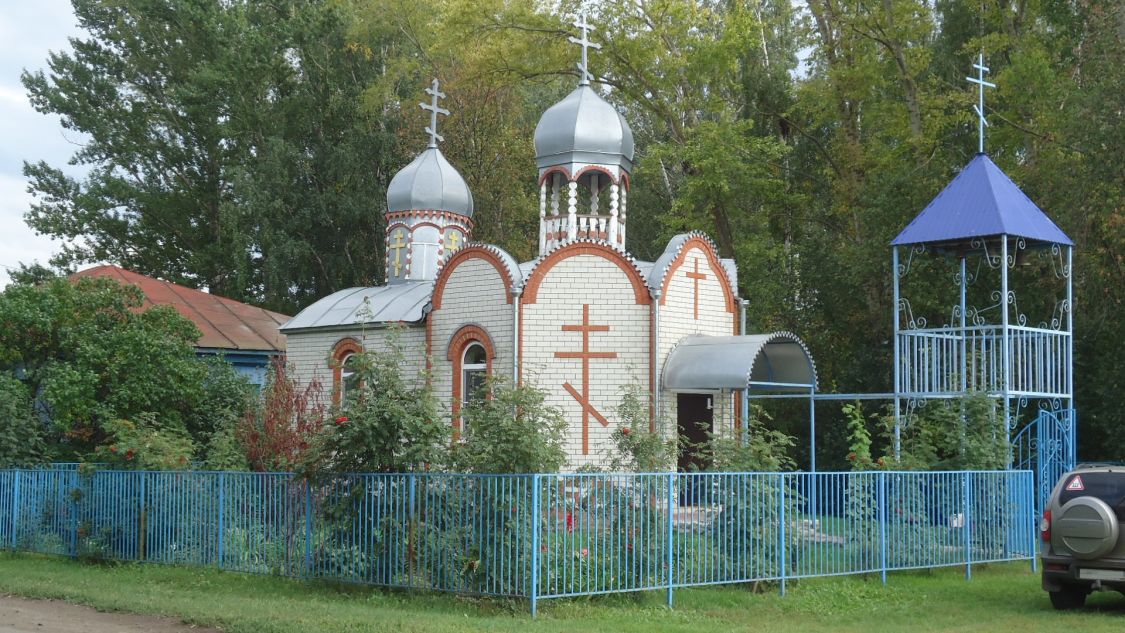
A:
[0, 469, 1036, 615]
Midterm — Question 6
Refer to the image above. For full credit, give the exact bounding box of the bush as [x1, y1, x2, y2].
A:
[601, 381, 676, 472]
[308, 335, 445, 475]
[238, 358, 326, 472]
[91, 413, 195, 469]
[454, 377, 566, 474]
[0, 374, 47, 467]
[192, 356, 254, 449]
[706, 406, 796, 472]
[884, 392, 1008, 470]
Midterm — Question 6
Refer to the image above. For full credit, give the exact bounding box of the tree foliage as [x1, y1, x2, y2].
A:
[0, 274, 210, 459]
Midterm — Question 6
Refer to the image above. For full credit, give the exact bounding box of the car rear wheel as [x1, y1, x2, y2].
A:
[1049, 585, 1088, 610]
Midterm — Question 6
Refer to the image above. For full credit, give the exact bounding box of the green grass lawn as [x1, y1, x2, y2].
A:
[0, 553, 1121, 633]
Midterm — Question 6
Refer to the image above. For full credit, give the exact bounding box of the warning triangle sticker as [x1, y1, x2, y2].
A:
[1066, 476, 1084, 491]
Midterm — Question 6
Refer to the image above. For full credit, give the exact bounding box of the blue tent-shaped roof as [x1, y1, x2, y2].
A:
[892, 153, 1072, 246]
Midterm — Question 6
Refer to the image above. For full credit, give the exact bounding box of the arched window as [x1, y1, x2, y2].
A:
[340, 352, 361, 402]
[330, 338, 363, 406]
[448, 325, 494, 440]
[461, 343, 489, 409]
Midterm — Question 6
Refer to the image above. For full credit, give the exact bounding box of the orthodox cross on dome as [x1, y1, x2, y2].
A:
[555, 304, 617, 454]
[965, 53, 995, 154]
[569, 11, 601, 87]
[685, 258, 708, 320]
[389, 229, 407, 276]
[420, 78, 450, 148]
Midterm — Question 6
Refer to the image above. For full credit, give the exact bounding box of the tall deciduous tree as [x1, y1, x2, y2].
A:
[22, 0, 404, 313]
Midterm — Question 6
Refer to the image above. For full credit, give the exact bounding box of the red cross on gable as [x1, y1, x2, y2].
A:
[685, 257, 708, 320]
[554, 304, 617, 455]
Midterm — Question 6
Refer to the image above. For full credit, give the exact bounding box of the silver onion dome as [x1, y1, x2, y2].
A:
[533, 85, 635, 176]
[385, 147, 474, 217]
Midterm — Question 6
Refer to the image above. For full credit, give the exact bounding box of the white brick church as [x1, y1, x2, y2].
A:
[281, 19, 816, 470]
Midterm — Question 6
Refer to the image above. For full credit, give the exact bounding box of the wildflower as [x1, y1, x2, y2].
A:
[847, 452, 858, 462]
[565, 512, 574, 534]
[581, 548, 589, 558]
[626, 543, 634, 552]
[124, 449, 135, 461]
[335, 416, 348, 426]
[109, 445, 118, 454]
[621, 427, 632, 436]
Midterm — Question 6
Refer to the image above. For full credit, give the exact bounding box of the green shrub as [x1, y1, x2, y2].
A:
[308, 335, 445, 475]
[600, 381, 676, 472]
[0, 374, 47, 467]
[454, 377, 566, 474]
[91, 413, 195, 470]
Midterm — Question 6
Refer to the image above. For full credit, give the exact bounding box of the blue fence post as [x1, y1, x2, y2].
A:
[409, 473, 416, 589]
[70, 469, 78, 557]
[217, 472, 225, 569]
[963, 472, 972, 581]
[878, 471, 887, 585]
[304, 478, 313, 577]
[779, 474, 787, 597]
[10, 470, 20, 551]
[666, 472, 675, 609]
[1027, 472, 1038, 573]
[138, 472, 146, 561]
[530, 474, 540, 618]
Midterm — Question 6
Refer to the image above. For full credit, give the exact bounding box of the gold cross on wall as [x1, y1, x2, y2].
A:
[686, 257, 708, 320]
[389, 230, 407, 276]
[445, 230, 461, 252]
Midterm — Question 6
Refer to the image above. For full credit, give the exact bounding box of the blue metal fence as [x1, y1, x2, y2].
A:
[0, 468, 1035, 614]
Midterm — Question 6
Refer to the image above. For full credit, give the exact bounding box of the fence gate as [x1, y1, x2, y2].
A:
[1013, 408, 1076, 517]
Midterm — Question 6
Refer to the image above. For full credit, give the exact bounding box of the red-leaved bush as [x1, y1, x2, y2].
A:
[237, 358, 326, 472]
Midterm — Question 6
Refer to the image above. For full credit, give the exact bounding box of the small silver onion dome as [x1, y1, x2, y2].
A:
[534, 85, 634, 176]
[386, 147, 474, 217]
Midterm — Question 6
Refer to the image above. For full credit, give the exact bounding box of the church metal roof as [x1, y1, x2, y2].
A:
[892, 153, 1072, 246]
[662, 333, 817, 392]
[534, 85, 634, 175]
[280, 281, 433, 332]
[386, 147, 474, 217]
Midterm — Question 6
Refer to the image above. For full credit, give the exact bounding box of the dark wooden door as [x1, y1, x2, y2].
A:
[677, 393, 714, 472]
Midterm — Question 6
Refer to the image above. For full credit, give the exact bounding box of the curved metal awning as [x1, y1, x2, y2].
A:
[662, 332, 817, 392]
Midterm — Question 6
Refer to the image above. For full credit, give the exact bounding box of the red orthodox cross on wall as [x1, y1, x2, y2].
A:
[555, 304, 618, 454]
[686, 257, 708, 320]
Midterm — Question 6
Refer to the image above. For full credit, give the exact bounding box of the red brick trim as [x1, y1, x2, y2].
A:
[329, 337, 363, 406]
[384, 209, 474, 230]
[659, 238, 737, 314]
[431, 246, 515, 310]
[448, 325, 495, 440]
[523, 242, 651, 305]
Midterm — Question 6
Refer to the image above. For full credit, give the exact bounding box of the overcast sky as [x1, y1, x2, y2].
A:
[0, 1, 87, 288]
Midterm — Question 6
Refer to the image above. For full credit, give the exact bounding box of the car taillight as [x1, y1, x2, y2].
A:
[1040, 509, 1052, 543]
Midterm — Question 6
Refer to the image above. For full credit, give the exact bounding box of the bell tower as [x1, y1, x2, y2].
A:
[533, 13, 634, 255]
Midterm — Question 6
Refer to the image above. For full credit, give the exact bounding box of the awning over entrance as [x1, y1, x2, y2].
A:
[662, 332, 817, 392]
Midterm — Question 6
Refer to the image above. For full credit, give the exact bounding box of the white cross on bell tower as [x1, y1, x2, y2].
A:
[966, 53, 996, 154]
[569, 11, 601, 87]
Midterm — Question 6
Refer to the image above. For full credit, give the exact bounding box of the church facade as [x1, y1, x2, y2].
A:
[281, 22, 816, 470]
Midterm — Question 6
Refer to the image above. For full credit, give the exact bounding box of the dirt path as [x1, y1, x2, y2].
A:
[0, 595, 220, 633]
